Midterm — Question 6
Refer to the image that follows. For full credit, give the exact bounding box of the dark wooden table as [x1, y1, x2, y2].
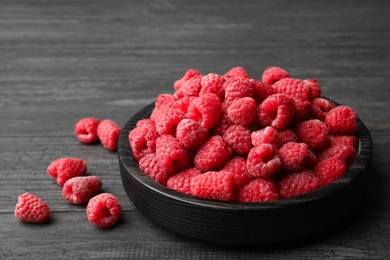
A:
[1, 0, 389, 259]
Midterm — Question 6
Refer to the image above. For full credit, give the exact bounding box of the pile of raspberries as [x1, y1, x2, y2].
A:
[129, 66, 358, 202]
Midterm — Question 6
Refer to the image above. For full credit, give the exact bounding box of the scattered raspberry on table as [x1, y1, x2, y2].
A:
[15, 192, 51, 223]
[47, 157, 87, 186]
[86, 193, 122, 228]
[62, 176, 103, 205]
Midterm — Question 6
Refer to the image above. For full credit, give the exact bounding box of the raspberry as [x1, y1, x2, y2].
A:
[155, 94, 176, 111]
[128, 120, 159, 161]
[199, 73, 226, 100]
[310, 98, 336, 121]
[251, 126, 279, 147]
[75, 117, 100, 144]
[314, 159, 347, 187]
[305, 149, 319, 169]
[194, 135, 233, 171]
[166, 167, 202, 195]
[317, 145, 357, 168]
[186, 93, 221, 129]
[176, 119, 208, 148]
[14, 193, 50, 223]
[246, 144, 281, 178]
[276, 170, 319, 199]
[222, 125, 253, 156]
[210, 109, 234, 136]
[325, 106, 357, 135]
[190, 171, 235, 201]
[328, 134, 358, 149]
[262, 66, 290, 85]
[275, 129, 298, 148]
[255, 80, 275, 102]
[173, 68, 201, 91]
[295, 119, 329, 150]
[237, 178, 279, 202]
[97, 119, 121, 151]
[303, 79, 321, 100]
[258, 93, 295, 130]
[47, 158, 87, 186]
[224, 66, 249, 78]
[155, 135, 190, 175]
[227, 97, 257, 127]
[292, 99, 311, 123]
[224, 77, 257, 106]
[139, 153, 170, 185]
[273, 78, 310, 102]
[175, 75, 203, 98]
[278, 142, 309, 172]
[86, 193, 122, 228]
[62, 176, 102, 205]
[153, 109, 185, 135]
[221, 156, 253, 192]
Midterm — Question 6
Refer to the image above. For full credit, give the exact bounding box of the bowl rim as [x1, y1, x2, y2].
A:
[118, 99, 372, 211]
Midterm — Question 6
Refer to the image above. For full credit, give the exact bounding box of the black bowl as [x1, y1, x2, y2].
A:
[118, 101, 372, 245]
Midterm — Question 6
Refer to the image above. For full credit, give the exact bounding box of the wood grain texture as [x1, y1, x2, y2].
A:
[0, 0, 389, 259]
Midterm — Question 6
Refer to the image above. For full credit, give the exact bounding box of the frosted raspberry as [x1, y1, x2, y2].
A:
[199, 73, 226, 100]
[155, 94, 176, 111]
[314, 159, 347, 187]
[86, 193, 122, 228]
[279, 142, 309, 172]
[128, 120, 159, 161]
[176, 119, 208, 148]
[246, 144, 281, 178]
[153, 109, 185, 135]
[227, 97, 257, 127]
[328, 135, 358, 149]
[14, 193, 50, 223]
[255, 80, 275, 102]
[295, 119, 329, 150]
[62, 176, 102, 205]
[224, 77, 257, 106]
[167, 167, 202, 195]
[303, 79, 321, 100]
[275, 129, 298, 148]
[173, 68, 201, 91]
[75, 117, 100, 144]
[305, 149, 319, 169]
[258, 93, 295, 129]
[221, 156, 254, 192]
[223, 125, 253, 156]
[276, 170, 319, 199]
[175, 75, 203, 98]
[97, 119, 121, 151]
[190, 171, 235, 201]
[237, 178, 279, 202]
[224, 66, 249, 78]
[251, 126, 279, 147]
[210, 109, 234, 136]
[272, 78, 310, 102]
[155, 135, 190, 175]
[47, 158, 87, 186]
[317, 145, 357, 168]
[310, 98, 336, 121]
[194, 135, 233, 171]
[186, 93, 221, 129]
[325, 106, 357, 135]
[262, 66, 290, 85]
[139, 153, 170, 185]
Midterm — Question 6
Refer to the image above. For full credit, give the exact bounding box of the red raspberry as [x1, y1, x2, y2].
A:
[224, 66, 249, 78]
[328, 134, 358, 150]
[210, 109, 234, 136]
[186, 93, 221, 129]
[155, 94, 176, 111]
[292, 99, 311, 123]
[262, 66, 290, 85]
[295, 119, 329, 150]
[86, 193, 122, 228]
[325, 106, 357, 135]
[47, 158, 87, 186]
[251, 126, 279, 147]
[190, 171, 235, 201]
[227, 97, 257, 127]
[305, 149, 319, 169]
[237, 178, 279, 202]
[221, 156, 254, 192]
[314, 159, 347, 187]
[176, 119, 208, 148]
[224, 77, 257, 106]
[97, 119, 121, 151]
[258, 93, 295, 130]
[303, 79, 321, 100]
[194, 135, 233, 171]
[275, 129, 298, 148]
[139, 153, 170, 185]
[62, 176, 102, 205]
[199, 73, 226, 100]
[166, 167, 202, 195]
[278, 142, 309, 172]
[272, 78, 310, 102]
[14, 193, 50, 223]
[128, 120, 159, 161]
[175, 75, 203, 98]
[173, 68, 201, 91]
[155, 135, 190, 175]
[317, 145, 357, 168]
[153, 109, 185, 135]
[75, 117, 100, 144]
[276, 170, 319, 199]
[310, 97, 336, 121]
[223, 125, 253, 156]
[246, 144, 281, 178]
[255, 80, 275, 102]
